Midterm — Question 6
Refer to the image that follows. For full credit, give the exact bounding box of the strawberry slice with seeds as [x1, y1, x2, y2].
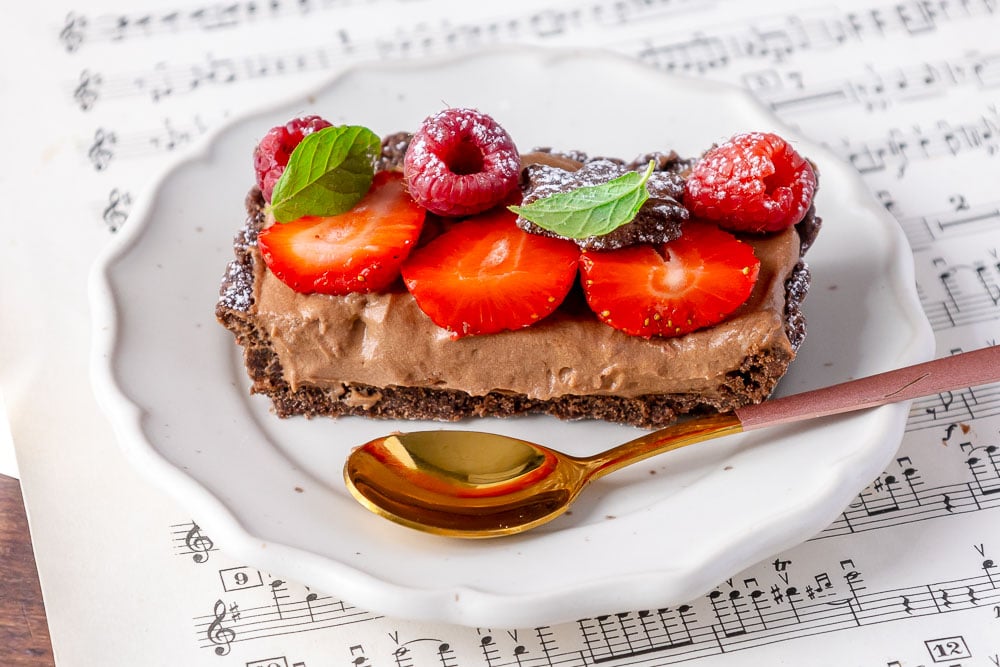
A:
[580, 223, 760, 338]
[401, 209, 580, 338]
[259, 171, 425, 295]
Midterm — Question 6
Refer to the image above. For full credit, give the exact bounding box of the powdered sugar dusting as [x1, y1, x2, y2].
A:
[516, 152, 689, 250]
[403, 107, 520, 216]
[684, 132, 816, 232]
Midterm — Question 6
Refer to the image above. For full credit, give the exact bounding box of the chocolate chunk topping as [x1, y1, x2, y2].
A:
[626, 151, 695, 181]
[517, 153, 689, 250]
[377, 131, 412, 172]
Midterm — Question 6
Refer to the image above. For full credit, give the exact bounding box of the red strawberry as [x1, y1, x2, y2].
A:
[401, 209, 580, 338]
[579, 223, 760, 338]
[259, 171, 425, 295]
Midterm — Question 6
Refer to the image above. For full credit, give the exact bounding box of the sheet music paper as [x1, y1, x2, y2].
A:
[3, 0, 1000, 664]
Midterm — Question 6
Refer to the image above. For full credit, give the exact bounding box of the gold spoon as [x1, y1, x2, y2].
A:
[344, 345, 1000, 538]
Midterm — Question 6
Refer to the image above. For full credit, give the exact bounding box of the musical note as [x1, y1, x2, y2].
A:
[929, 261, 1000, 330]
[966, 444, 1000, 495]
[351, 646, 370, 667]
[528, 9, 576, 38]
[270, 579, 288, 620]
[146, 61, 174, 102]
[842, 566, 866, 609]
[983, 558, 998, 589]
[304, 592, 318, 622]
[707, 589, 749, 637]
[149, 118, 190, 152]
[205, 599, 235, 656]
[479, 634, 500, 666]
[783, 586, 802, 623]
[439, 642, 459, 667]
[897, 1, 934, 35]
[812, 573, 834, 596]
[910, 381, 1000, 428]
[857, 473, 901, 516]
[534, 626, 558, 667]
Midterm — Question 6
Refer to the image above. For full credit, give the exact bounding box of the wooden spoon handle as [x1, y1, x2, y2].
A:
[735, 345, 1000, 431]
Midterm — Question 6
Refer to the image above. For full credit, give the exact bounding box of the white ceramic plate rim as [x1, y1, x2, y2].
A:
[89, 47, 934, 627]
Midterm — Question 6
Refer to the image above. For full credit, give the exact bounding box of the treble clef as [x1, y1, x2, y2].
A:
[183, 521, 214, 564]
[102, 188, 132, 233]
[206, 599, 235, 656]
[60, 12, 86, 52]
[88, 128, 116, 171]
[74, 70, 101, 111]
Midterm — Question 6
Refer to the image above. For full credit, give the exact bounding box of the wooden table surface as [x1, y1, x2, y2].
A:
[1, 474, 55, 665]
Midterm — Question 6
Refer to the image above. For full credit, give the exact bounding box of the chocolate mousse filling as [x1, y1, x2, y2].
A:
[216, 140, 820, 428]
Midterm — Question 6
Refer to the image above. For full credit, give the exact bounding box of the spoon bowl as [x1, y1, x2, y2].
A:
[345, 415, 741, 537]
[345, 345, 1000, 538]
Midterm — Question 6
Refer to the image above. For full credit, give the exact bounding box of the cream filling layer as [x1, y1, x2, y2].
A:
[251, 228, 801, 400]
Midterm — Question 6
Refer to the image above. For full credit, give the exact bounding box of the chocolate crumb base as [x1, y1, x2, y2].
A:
[216, 187, 266, 315]
[783, 261, 811, 352]
[796, 206, 822, 255]
[217, 298, 797, 428]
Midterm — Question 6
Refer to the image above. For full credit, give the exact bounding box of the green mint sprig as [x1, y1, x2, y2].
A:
[508, 161, 655, 239]
[269, 125, 381, 223]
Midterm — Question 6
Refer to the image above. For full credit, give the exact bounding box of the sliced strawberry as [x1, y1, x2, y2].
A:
[259, 171, 425, 295]
[401, 209, 580, 338]
[579, 223, 760, 338]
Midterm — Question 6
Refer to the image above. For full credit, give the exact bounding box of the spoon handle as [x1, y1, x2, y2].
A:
[735, 345, 1000, 431]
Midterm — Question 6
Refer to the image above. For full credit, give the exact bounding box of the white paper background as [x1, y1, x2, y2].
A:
[3, 1, 1000, 665]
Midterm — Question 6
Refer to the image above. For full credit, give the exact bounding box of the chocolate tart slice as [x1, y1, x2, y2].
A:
[216, 140, 820, 429]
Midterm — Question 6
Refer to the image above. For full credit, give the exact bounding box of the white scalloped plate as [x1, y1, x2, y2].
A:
[90, 48, 933, 627]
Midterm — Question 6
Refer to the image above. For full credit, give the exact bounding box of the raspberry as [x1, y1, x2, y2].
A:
[683, 132, 816, 233]
[403, 108, 520, 217]
[254, 115, 332, 202]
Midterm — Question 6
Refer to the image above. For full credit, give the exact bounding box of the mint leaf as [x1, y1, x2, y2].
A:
[270, 125, 381, 223]
[509, 161, 655, 239]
